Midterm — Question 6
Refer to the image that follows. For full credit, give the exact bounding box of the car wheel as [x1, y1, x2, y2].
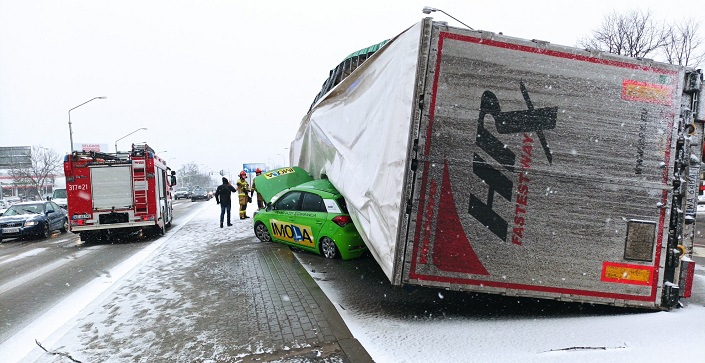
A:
[320, 237, 339, 259]
[254, 222, 272, 242]
[60, 218, 68, 233]
[41, 222, 50, 239]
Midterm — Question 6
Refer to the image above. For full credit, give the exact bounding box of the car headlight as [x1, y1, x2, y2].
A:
[24, 220, 38, 227]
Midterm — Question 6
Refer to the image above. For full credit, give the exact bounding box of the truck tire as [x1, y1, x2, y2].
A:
[320, 237, 339, 259]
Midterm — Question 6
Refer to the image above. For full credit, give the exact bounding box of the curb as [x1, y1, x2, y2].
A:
[288, 248, 375, 363]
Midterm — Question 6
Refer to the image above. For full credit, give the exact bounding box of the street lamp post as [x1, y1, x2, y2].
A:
[68, 96, 107, 152]
[114, 128, 148, 153]
[422, 6, 474, 30]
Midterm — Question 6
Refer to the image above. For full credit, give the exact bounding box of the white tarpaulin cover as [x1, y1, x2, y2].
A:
[291, 22, 422, 280]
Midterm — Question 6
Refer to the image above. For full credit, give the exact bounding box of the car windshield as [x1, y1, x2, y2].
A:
[3, 204, 44, 216]
[53, 189, 67, 198]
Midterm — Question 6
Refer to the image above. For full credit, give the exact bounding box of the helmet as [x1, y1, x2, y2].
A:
[255, 168, 262, 174]
[239, 171, 247, 177]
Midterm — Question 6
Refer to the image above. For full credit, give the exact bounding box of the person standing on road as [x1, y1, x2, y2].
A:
[215, 177, 237, 228]
[236, 170, 251, 219]
[250, 168, 266, 209]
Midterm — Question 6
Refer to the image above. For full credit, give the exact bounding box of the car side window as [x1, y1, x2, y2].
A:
[50, 201, 61, 211]
[44, 203, 53, 213]
[301, 193, 326, 213]
[275, 191, 302, 211]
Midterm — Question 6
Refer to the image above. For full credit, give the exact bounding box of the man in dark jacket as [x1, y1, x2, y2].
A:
[215, 177, 237, 228]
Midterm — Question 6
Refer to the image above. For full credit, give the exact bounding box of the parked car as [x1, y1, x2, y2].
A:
[0, 199, 8, 216]
[191, 186, 211, 201]
[0, 201, 68, 241]
[174, 187, 192, 200]
[252, 166, 368, 260]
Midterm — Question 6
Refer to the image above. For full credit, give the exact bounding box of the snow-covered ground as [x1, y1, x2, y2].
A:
[303, 256, 705, 363]
[4, 202, 260, 363]
[3, 200, 704, 362]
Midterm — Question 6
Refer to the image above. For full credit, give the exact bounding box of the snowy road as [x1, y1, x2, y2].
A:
[2, 199, 703, 362]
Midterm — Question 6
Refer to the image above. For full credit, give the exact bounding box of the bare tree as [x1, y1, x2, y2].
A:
[579, 9, 669, 59]
[178, 162, 212, 188]
[663, 18, 704, 68]
[9, 146, 63, 199]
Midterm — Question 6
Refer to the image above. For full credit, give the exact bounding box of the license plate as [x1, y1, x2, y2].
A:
[2, 227, 20, 234]
[72, 214, 91, 220]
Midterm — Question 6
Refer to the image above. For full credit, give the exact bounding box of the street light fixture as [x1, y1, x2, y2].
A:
[68, 96, 107, 152]
[114, 127, 148, 153]
[422, 6, 474, 30]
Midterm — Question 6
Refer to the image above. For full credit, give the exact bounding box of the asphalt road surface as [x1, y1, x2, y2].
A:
[0, 199, 205, 344]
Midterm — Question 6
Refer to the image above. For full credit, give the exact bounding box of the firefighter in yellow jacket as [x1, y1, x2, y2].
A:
[236, 170, 250, 219]
[250, 168, 265, 209]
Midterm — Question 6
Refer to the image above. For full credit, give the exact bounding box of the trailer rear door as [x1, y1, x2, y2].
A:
[403, 22, 695, 309]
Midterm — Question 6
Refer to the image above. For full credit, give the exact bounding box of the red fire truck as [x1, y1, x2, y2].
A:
[63, 143, 175, 242]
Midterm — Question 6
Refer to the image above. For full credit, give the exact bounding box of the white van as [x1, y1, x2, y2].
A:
[52, 188, 67, 209]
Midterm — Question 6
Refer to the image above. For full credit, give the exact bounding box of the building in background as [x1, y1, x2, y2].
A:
[0, 146, 61, 200]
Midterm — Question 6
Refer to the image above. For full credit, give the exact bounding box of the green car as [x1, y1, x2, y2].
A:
[252, 166, 368, 260]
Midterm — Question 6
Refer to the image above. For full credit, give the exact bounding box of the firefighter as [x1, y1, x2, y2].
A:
[250, 168, 265, 209]
[236, 170, 250, 219]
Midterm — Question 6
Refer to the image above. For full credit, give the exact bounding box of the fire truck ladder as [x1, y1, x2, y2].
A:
[133, 162, 149, 214]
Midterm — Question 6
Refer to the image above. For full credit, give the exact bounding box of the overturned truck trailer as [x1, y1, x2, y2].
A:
[291, 18, 703, 309]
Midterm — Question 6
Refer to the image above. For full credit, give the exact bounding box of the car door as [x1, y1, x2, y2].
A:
[269, 191, 313, 248]
[296, 192, 328, 249]
[44, 202, 59, 230]
[50, 201, 65, 229]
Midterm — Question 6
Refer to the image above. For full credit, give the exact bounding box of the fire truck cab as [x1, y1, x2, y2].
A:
[63, 143, 175, 242]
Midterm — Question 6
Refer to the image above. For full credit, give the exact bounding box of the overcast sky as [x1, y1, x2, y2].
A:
[0, 0, 701, 180]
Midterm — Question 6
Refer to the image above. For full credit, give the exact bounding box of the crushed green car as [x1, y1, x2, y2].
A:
[252, 166, 368, 260]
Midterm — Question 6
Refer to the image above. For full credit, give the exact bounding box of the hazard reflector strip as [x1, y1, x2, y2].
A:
[601, 261, 653, 286]
[621, 79, 672, 106]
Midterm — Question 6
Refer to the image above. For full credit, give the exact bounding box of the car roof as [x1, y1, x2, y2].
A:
[292, 179, 340, 198]
[14, 201, 47, 205]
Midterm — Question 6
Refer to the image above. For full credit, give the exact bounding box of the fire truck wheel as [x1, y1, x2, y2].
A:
[60, 218, 68, 233]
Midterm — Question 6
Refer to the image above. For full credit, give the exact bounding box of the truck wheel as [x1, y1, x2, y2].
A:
[320, 237, 339, 259]
[254, 222, 272, 242]
[60, 218, 68, 233]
